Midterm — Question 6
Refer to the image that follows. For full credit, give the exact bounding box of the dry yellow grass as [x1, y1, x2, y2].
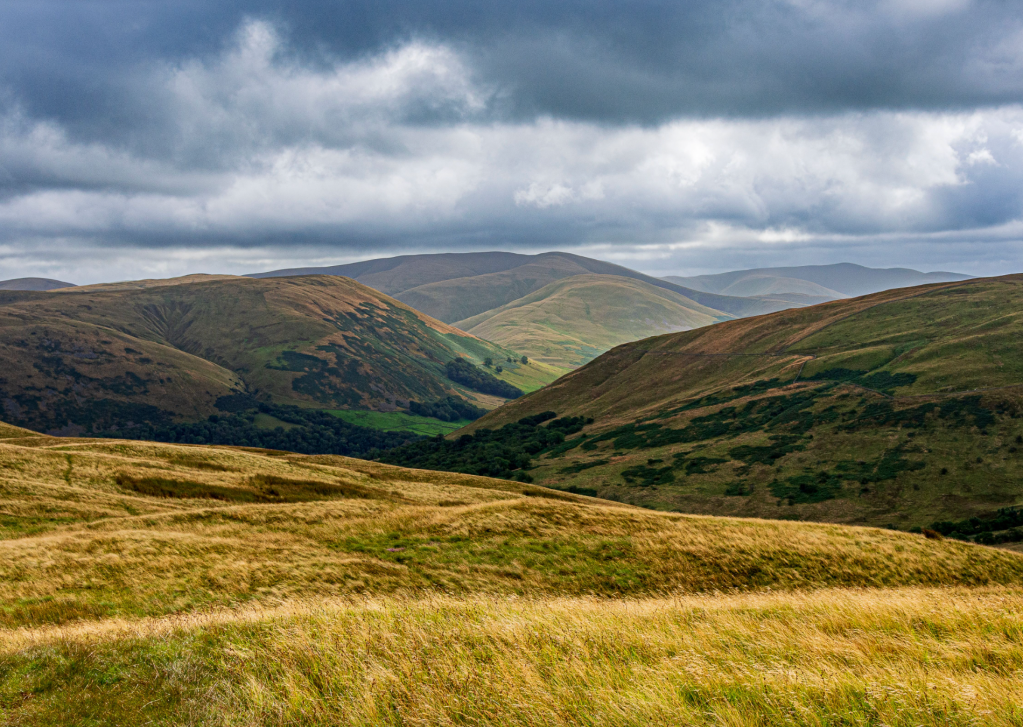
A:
[3, 429, 1023, 724]
[3, 430, 1023, 631]
[4, 588, 1023, 725]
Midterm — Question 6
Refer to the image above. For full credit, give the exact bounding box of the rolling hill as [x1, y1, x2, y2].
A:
[0, 275, 559, 437]
[2, 426, 1023, 724]
[666, 262, 971, 299]
[460, 274, 1023, 533]
[0, 277, 75, 291]
[251, 250, 810, 321]
[454, 274, 728, 368]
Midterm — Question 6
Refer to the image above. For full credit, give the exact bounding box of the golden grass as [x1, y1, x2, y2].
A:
[4, 433, 1023, 632]
[4, 433, 1023, 724]
[4, 588, 1023, 725]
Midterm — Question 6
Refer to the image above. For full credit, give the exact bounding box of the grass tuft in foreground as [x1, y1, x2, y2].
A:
[4, 588, 1023, 726]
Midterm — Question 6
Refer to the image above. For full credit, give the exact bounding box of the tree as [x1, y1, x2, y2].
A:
[520, 356, 529, 365]
[495, 365, 503, 373]
[484, 357, 493, 367]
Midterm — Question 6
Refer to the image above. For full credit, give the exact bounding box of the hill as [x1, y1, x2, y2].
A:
[666, 262, 971, 299]
[459, 274, 1023, 534]
[0, 277, 75, 291]
[250, 250, 808, 321]
[2, 428, 1023, 724]
[0, 275, 559, 438]
[454, 274, 727, 368]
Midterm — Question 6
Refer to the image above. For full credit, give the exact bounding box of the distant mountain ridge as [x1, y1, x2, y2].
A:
[250, 251, 807, 321]
[665, 263, 971, 299]
[0, 277, 75, 291]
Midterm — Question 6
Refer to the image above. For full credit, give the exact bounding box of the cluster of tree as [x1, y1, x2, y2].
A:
[105, 403, 420, 457]
[445, 358, 523, 399]
[926, 507, 1023, 545]
[407, 396, 487, 422]
[374, 412, 591, 481]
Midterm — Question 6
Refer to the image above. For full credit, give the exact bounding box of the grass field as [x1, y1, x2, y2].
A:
[327, 408, 472, 436]
[3, 424, 1023, 724]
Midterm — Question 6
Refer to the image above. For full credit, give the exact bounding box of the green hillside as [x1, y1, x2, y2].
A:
[454, 274, 728, 368]
[461, 275, 1023, 534]
[0, 275, 557, 437]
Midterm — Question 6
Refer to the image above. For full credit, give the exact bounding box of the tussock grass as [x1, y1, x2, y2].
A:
[3, 432, 1023, 724]
[4, 588, 1023, 725]
[4, 433, 1023, 630]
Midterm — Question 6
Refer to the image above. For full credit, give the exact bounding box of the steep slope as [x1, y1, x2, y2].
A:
[0, 277, 75, 291]
[666, 262, 971, 298]
[454, 274, 726, 368]
[250, 250, 798, 321]
[463, 274, 1023, 532]
[0, 275, 555, 436]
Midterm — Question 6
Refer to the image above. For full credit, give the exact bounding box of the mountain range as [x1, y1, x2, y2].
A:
[665, 262, 971, 300]
[251, 251, 801, 322]
[253, 253, 973, 370]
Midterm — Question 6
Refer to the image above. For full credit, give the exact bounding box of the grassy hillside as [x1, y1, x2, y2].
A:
[464, 275, 1023, 532]
[2, 428, 1023, 724]
[0, 275, 555, 437]
[454, 274, 727, 368]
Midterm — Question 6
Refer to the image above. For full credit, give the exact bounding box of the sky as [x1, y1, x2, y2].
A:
[1, 0, 1022, 283]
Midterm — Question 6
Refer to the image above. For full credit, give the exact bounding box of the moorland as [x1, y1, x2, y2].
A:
[3, 423, 1023, 725]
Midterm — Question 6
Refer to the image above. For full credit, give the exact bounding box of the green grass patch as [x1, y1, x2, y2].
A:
[334, 533, 648, 593]
[327, 409, 471, 436]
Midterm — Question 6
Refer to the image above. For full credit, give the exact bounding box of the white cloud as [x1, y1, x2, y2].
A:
[0, 22, 1021, 282]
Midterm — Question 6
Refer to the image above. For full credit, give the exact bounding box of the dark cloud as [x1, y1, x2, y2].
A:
[0, 1, 1021, 283]
[3, 0, 1022, 133]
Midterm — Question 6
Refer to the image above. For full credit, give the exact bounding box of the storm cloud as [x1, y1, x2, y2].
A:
[0, 1, 1021, 281]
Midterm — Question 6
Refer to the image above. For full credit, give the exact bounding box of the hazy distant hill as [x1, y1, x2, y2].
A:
[0, 275, 554, 436]
[454, 274, 728, 368]
[666, 263, 971, 299]
[0, 277, 75, 291]
[464, 274, 1023, 532]
[251, 251, 804, 321]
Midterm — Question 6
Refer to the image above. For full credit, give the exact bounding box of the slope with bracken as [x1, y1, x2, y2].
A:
[454, 274, 727, 368]
[463, 274, 1023, 534]
[2, 424, 1023, 724]
[0, 275, 560, 436]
